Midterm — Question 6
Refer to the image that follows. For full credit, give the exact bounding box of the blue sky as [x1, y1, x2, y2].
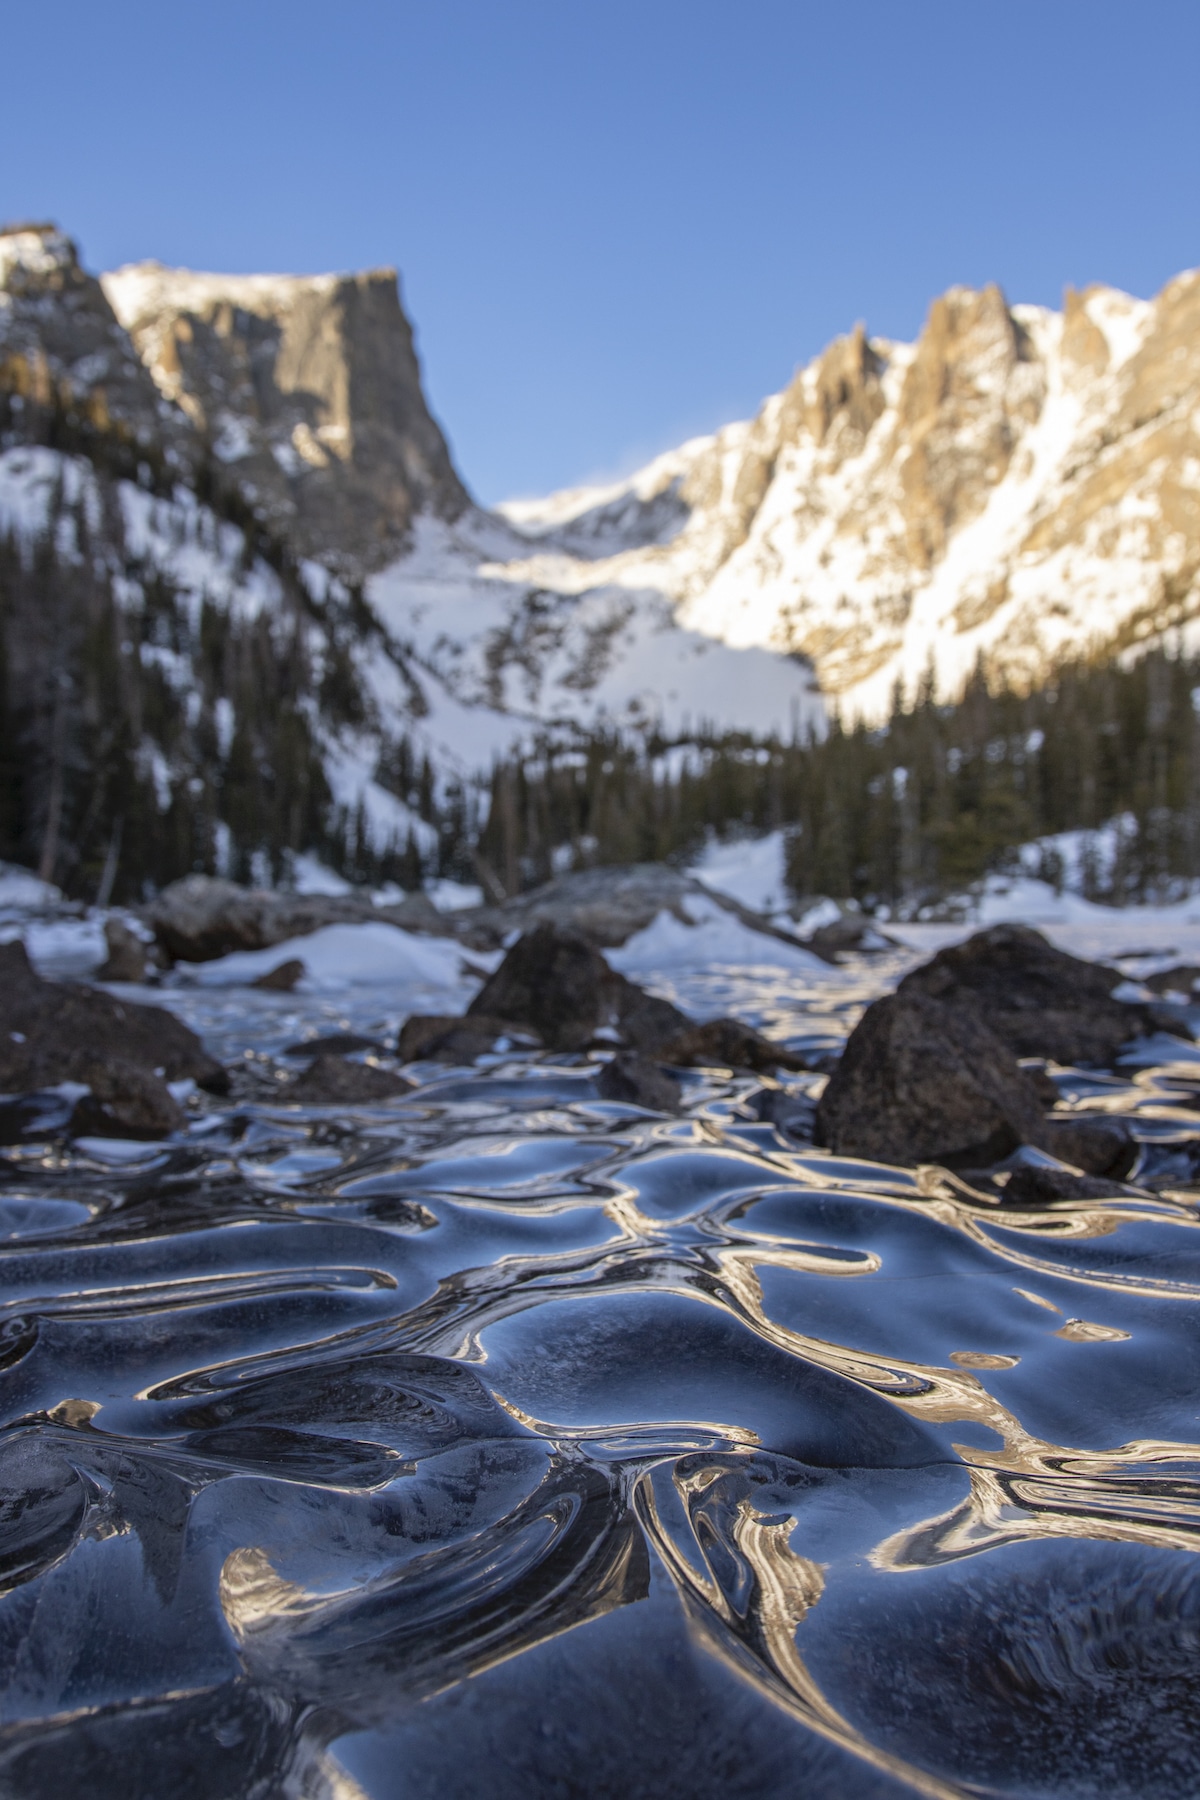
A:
[4, 1, 1199, 501]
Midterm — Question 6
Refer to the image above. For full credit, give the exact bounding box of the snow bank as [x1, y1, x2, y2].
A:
[688, 831, 790, 914]
[609, 892, 827, 977]
[178, 921, 492, 999]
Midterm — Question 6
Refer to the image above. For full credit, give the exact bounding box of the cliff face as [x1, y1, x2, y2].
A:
[0, 226, 187, 454]
[102, 261, 469, 577]
[492, 269, 1200, 716]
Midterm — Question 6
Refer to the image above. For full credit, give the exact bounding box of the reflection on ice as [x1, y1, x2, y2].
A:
[4, 930, 1200, 1793]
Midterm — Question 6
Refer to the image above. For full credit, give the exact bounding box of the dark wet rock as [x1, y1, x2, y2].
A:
[1021, 1060, 1064, 1108]
[450, 862, 814, 955]
[743, 1082, 817, 1139]
[142, 874, 451, 964]
[0, 942, 227, 1128]
[1040, 1114, 1138, 1179]
[284, 1054, 412, 1105]
[96, 917, 153, 983]
[665, 1017, 809, 1073]
[1001, 1164, 1135, 1206]
[815, 990, 1046, 1168]
[1144, 964, 1200, 997]
[899, 923, 1170, 1065]
[805, 916, 898, 962]
[68, 1062, 185, 1138]
[595, 1053, 682, 1114]
[283, 1032, 388, 1058]
[464, 924, 801, 1072]
[250, 958, 306, 992]
[398, 1014, 542, 1064]
[466, 925, 681, 1052]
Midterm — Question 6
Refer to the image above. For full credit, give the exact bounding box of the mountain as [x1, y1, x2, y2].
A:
[0, 224, 820, 899]
[6, 218, 1199, 899]
[101, 259, 469, 578]
[491, 275, 1200, 718]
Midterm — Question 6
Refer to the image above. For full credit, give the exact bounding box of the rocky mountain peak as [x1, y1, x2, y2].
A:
[102, 259, 470, 576]
[0, 222, 180, 447]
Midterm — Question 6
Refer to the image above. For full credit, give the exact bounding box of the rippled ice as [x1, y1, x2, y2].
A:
[5, 946, 1200, 1796]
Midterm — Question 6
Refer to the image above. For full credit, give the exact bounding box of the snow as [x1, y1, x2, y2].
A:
[466, 274, 1200, 728]
[688, 830, 789, 913]
[286, 853, 352, 897]
[0, 865, 61, 910]
[608, 891, 826, 977]
[178, 921, 489, 999]
[425, 879, 484, 912]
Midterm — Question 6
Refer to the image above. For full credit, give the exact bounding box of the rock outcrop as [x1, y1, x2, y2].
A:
[451, 863, 822, 955]
[102, 259, 469, 576]
[142, 875, 449, 964]
[815, 991, 1047, 1168]
[424, 922, 805, 1071]
[0, 226, 188, 456]
[0, 939, 226, 1135]
[897, 923, 1165, 1065]
[485, 268, 1200, 719]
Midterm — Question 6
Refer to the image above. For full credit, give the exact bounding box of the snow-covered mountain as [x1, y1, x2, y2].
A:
[491, 277, 1200, 718]
[6, 217, 1200, 897]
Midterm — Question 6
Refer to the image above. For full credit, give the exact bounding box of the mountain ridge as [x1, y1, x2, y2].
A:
[488, 270, 1200, 717]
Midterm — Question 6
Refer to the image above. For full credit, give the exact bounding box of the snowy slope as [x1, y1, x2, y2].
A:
[488, 276, 1200, 719]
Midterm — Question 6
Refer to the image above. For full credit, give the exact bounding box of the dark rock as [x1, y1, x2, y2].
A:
[595, 1053, 682, 1114]
[1021, 1060, 1063, 1108]
[899, 923, 1162, 1065]
[250, 959, 306, 992]
[664, 1017, 809, 1073]
[283, 1032, 387, 1058]
[397, 1014, 541, 1064]
[1144, 965, 1200, 997]
[449, 862, 815, 956]
[0, 942, 227, 1118]
[815, 990, 1046, 1167]
[1039, 1114, 1138, 1179]
[96, 918, 152, 983]
[806, 917, 898, 961]
[743, 1083, 817, 1138]
[69, 1062, 184, 1139]
[284, 1055, 412, 1105]
[466, 925, 683, 1052]
[142, 875, 453, 965]
[465, 924, 802, 1072]
[1002, 1164, 1134, 1206]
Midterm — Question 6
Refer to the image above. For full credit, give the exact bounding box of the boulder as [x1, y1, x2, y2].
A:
[142, 874, 451, 964]
[69, 1061, 185, 1138]
[1144, 965, 1200, 998]
[466, 925, 680, 1052]
[1039, 1114, 1138, 1180]
[665, 1017, 809, 1073]
[0, 941, 227, 1108]
[815, 990, 1047, 1167]
[397, 1014, 541, 1064]
[1001, 1164, 1135, 1206]
[805, 916, 898, 962]
[96, 917, 153, 983]
[595, 1053, 682, 1114]
[899, 924, 1165, 1066]
[449, 862, 815, 956]
[284, 1055, 412, 1105]
[464, 924, 802, 1071]
[250, 959, 306, 992]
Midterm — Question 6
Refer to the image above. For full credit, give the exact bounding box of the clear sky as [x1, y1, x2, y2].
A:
[4, 1, 1199, 502]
